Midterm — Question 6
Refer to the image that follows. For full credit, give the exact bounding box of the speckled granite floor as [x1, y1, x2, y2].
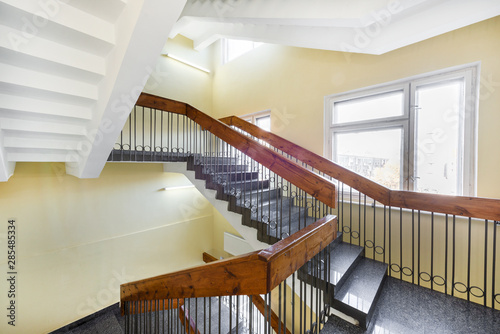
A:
[321, 276, 500, 334]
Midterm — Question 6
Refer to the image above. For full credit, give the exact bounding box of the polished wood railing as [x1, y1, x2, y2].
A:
[202, 253, 292, 334]
[136, 93, 337, 207]
[220, 115, 500, 221]
[121, 215, 336, 307]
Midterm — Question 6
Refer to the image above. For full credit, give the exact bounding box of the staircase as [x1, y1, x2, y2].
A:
[50, 303, 124, 334]
[108, 93, 500, 333]
[47, 93, 500, 333]
[188, 154, 388, 328]
[108, 128, 388, 329]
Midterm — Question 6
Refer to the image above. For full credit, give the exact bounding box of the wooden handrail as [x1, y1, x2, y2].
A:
[219, 115, 390, 203]
[120, 215, 336, 304]
[136, 93, 337, 207]
[202, 253, 292, 334]
[220, 115, 500, 221]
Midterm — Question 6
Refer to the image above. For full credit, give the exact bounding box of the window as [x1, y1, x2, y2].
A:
[242, 110, 271, 132]
[325, 65, 478, 196]
[222, 38, 263, 64]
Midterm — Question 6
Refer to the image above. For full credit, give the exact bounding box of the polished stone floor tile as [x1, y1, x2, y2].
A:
[322, 277, 500, 334]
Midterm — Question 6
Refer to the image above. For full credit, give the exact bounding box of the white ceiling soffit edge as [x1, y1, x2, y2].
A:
[0, 132, 15, 181]
[66, 0, 187, 179]
[171, 0, 500, 54]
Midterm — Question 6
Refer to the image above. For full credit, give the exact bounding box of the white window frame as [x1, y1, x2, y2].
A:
[324, 63, 479, 196]
[241, 110, 272, 131]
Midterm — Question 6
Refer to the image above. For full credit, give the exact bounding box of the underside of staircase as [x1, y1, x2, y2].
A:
[0, 0, 186, 181]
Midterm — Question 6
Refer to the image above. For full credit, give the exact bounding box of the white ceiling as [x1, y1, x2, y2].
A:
[172, 0, 500, 54]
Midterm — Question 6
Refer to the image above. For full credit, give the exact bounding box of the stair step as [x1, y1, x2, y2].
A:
[200, 156, 239, 164]
[94, 312, 123, 334]
[330, 243, 364, 291]
[237, 188, 282, 206]
[203, 164, 248, 173]
[108, 149, 191, 162]
[332, 257, 388, 329]
[183, 297, 247, 334]
[225, 179, 269, 191]
[215, 170, 259, 181]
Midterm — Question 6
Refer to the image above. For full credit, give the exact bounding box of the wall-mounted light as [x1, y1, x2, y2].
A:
[162, 53, 211, 73]
[162, 185, 195, 191]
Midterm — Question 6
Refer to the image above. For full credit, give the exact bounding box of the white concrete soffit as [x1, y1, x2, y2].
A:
[172, 0, 500, 54]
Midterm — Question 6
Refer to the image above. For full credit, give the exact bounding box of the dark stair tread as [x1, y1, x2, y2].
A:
[202, 164, 248, 172]
[214, 170, 259, 181]
[333, 257, 387, 318]
[225, 179, 269, 191]
[108, 149, 190, 162]
[330, 243, 364, 288]
[236, 188, 281, 205]
[94, 312, 123, 334]
[184, 297, 242, 334]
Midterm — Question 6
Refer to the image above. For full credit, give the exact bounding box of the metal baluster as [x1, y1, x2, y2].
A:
[431, 212, 435, 291]
[363, 195, 367, 254]
[372, 200, 376, 260]
[268, 292, 272, 334]
[124, 302, 128, 334]
[229, 295, 233, 334]
[176, 299, 182, 334]
[452, 215, 456, 297]
[349, 187, 352, 244]
[156, 299, 159, 333]
[400, 208, 403, 280]
[468, 217, 472, 301]
[484, 220, 489, 306]
[284, 278, 287, 334]
[134, 107, 137, 161]
[249, 295, 253, 334]
[141, 106, 145, 161]
[150, 108, 153, 161]
[385, 205, 389, 270]
[218, 296, 221, 334]
[176, 114, 180, 160]
[412, 210, 415, 285]
[310, 263, 313, 333]
[292, 272, 295, 334]
[493, 221, 498, 310]
[418, 210, 421, 286]
[445, 214, 449, 295]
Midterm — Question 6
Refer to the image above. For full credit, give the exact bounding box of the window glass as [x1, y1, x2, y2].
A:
[325, 65, 477, 195]
[335, 128, 402, 189]
[414, 79, 464, 195]
[255, 115, 271, 131]
[334, 90, 404, 124]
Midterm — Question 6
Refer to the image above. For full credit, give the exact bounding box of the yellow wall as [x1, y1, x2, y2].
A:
[212, 208, 242, 251]
[144, 35, 214, 114]
[0, 163, 214, 333]
[212, 16, 500, 199]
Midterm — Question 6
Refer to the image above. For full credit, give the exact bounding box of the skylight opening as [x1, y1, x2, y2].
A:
[222, 38, 263, 64]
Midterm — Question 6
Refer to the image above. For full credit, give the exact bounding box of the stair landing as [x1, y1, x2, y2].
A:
[322, 276, 500, 334]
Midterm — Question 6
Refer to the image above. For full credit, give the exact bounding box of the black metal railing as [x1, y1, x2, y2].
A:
[122, 249, 332, 334]
[231, 125, 500, 310]
[109, 105, 336, 244]
[111, 100, 499, 327]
